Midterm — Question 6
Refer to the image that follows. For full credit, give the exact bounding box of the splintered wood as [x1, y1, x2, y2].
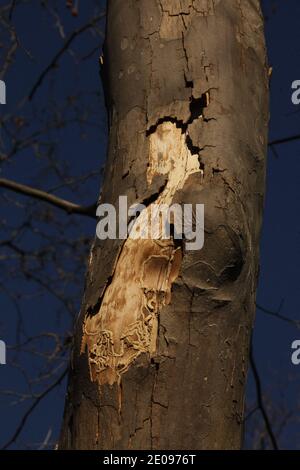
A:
[81, 122, 203, 385]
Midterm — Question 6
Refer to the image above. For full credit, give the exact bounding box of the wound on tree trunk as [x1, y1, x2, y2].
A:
[59, 0, 269, 450]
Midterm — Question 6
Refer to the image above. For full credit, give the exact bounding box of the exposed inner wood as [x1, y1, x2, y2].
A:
[81, 122, 203, 385]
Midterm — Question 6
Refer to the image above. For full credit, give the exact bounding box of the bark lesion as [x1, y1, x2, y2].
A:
[81, 88, 211, 387]
[81, 239, 182, 386]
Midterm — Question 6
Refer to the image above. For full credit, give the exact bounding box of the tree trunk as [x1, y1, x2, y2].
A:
[59, 0, 269, 450]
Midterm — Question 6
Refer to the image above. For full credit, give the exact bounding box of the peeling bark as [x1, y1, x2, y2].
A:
[59, 0, 269, 450]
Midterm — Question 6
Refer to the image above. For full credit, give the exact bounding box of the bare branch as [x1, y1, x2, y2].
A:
[256, 302, 300, 329]
[0, 177, 97, 218]
[8, 0, 17, 21]
[28, 12, 105, 101]
[1, 368, 67, 450]
[250, 341, 279, 450]
[269, 134, 300, 147]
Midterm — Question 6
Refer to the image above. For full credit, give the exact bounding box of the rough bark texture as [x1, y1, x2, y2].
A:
[59, 0, 269, 450]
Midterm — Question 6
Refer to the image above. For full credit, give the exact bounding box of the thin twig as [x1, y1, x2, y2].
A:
[256, 302, 300, 329]
[28, 13, 105, 100]
[8, 0, 17, 21]
[1, 368, 68, 450]
[268, 134, 300, 147]
[250, 341, 279, 450]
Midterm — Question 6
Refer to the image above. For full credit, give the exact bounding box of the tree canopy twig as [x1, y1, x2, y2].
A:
[269, 134, 300, 147]
[28, 12, 105, 101]
[1, 368, 67, 450]
[250, 341, 279, 450]
[256, 302, 300, 329]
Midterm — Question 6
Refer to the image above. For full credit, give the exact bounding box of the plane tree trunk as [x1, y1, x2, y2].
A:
[59, 0, 269, 450]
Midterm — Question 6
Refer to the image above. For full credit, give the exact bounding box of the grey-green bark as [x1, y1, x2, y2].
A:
[59, 0, 269, 450]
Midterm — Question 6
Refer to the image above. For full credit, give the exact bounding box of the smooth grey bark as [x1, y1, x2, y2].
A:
[59, 0, 269, 450]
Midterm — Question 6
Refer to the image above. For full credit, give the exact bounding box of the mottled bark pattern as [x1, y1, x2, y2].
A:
[59, 0, 269, 450]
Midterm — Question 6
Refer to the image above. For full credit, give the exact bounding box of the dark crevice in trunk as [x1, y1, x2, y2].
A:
[146, 92, 209, 137]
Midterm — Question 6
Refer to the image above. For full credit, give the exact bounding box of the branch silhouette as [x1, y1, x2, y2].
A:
[0, 178, 97, 218]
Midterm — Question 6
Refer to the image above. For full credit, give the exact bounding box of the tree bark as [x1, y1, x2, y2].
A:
[59, 0, 269, 450]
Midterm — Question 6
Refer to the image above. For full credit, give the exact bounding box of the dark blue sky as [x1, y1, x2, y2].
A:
[248, 0, 300, 449]
[0, 0, 299, 450]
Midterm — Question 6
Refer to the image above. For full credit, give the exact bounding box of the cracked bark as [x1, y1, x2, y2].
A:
[59, 0, 269, 450]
